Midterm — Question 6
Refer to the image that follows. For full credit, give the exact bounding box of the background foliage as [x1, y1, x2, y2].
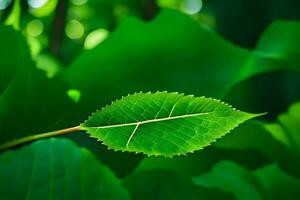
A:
[0, 0, 300, 199]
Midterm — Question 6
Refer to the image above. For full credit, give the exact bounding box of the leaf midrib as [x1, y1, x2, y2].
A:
[84, 112, 209, 129]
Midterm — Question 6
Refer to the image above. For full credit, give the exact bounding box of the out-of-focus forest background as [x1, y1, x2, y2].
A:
[1, 0, 300, 199]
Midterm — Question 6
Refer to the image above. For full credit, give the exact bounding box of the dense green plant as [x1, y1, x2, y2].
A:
[1, 0, 300, 199]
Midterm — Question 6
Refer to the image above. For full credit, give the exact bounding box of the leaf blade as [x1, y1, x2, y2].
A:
[0, 138, 131, 200]
[83, 92, 260, 156]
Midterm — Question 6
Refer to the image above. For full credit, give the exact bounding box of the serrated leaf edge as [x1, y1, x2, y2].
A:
[82, 91, 262, 157]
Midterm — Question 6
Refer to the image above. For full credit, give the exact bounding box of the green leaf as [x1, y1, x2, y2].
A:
[0, 24, 32, 94]
[4, 0, 21, 30]
[123, 169, 234, 200]
[255, 21, 300, 57]
[217, 21, 300, 116]
[254, 164, 300, 200]
[265, 102, 300, 154]
[193, 161, 265, 200]
[193, 161, 300, 200]
[238, 21, 300, 81]
[264, 101, 300, 178]
[82, 92, 260, 156]
[0, 138, 130, 200]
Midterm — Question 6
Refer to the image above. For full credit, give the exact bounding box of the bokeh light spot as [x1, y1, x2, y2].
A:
[28, 0, 48, 8]
[67, 89, 81, 103]
[26, 19, 44, 37]
[65, 20, 85, 39]
[181, 0, 202, 15]
[27, 36, 42, 57]
[84, 29, 109, 49]
[0, 0, 12, 10]
[71, 0, 87, 6]
[36, 54, 61, 78]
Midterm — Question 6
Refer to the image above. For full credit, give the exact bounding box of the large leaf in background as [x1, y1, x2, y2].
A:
[265, 102, 300, 154]
[193, 161, 265, 200]
[264, 101, 300, 178]
[0, 24, 32, 94]
[0, 138, 130, 200]
[0, 26, 74, 147]
[225, 21, 300, 116]
[238, 21, 300, 82]
[254, 164, 300, 200]
[66, 9, 249, 123]
[123, 169, 234, 200]
[205, 6, 300, 114]
[82, 92, 259, 156]
[193, 161, 300, 200]
[255, 21, 300, 56]
[226, 21, 300, 105]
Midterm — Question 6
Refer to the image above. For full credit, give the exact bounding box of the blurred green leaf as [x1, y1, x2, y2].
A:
[254, 163, 300, 200]
[224, 20, 300, 115]
[220, 21, 300, 116]
[0, 138, 130, 200]
[264, 101, 300, 178]
[35, 53, 63, 78]
[0, 24, 32, 94]
[193, 161, 265, 200]
[256, 21, 300, 56]
[193, 160, 300, 200]
[4, 0, 20, 30]
[123, 169, 234, 200]
[265, 102, 300, 154]
[238, 21, 300, 81]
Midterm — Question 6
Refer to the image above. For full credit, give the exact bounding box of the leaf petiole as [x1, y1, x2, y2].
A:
[0, 126, 82, 152]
